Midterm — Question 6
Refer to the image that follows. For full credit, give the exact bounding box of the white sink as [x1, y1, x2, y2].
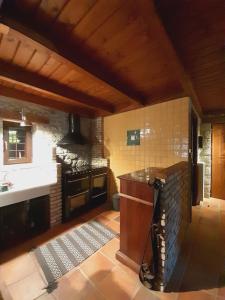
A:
[0, 179, 57, 207]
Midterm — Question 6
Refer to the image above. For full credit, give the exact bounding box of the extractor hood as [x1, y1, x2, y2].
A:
[57, 114, 88, 146]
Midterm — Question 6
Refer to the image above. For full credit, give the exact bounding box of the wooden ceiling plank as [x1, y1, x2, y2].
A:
[0, 60, 115, 113]
[12, 39, 35, 67]
[0, 33, 19, 62]
[53, 0, 97, 36]
[72, 0, 123, 43]
[137, 0, 202, 115]
[0, 15, 144, 106]
[39, 56, 62, 77]
[35, 0, 69, 25]
[25, 49, 49, 72]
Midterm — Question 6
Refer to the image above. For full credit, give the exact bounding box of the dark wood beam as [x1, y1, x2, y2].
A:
[0, 15, 145, 106]
[0, 109, 49, 124]
[202, 111, 225, 123]
[0, 61, 114, 114]
[0, 85, 95, 117]
[137, 0, 202, 116]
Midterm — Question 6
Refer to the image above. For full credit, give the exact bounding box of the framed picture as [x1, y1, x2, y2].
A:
[127, 129, 140, 146]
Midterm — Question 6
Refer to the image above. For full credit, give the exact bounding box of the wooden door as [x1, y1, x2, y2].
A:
[212, 124, 225, 199]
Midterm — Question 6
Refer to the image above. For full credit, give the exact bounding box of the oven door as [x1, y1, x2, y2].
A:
[66, 176, 90, 195]
[91, 173, 107, 199]
[64, 190, 89, 220]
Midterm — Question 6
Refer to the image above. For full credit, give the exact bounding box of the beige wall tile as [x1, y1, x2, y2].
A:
[104, 98, 190, 195]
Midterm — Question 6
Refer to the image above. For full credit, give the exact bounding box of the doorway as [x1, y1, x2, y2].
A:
[190, 109, 198, 206]
[212, 124, 225, 200]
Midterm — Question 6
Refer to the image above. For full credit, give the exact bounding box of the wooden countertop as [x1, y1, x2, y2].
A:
[118, 161, 187, 184]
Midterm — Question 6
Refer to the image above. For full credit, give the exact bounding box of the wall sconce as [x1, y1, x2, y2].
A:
[20, 109, 31, 127]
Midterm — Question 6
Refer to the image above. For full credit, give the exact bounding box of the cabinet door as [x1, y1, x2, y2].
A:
[0, 201, 29, 249]
[28, 196, 50, 235]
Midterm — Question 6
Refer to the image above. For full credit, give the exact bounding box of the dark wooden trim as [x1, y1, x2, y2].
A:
[3, 121, 32, 165]
[119, 193, 153, 206]
[0, 61, 114, 114]
[0, 15, 145, 106]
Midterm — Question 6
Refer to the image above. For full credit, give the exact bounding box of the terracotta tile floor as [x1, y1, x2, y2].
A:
[0, 198, 225, 300]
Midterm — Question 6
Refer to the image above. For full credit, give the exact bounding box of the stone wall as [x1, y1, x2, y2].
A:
[0, 96, 105, 226]
[0, 96, 68, 165]
[198, 123, 211, 198]
[156, 162, 190, 291]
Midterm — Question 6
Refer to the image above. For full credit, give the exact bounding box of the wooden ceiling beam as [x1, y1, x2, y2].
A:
[137, 0, 202, 116]
[0, 85, 95, 117]
[0, 109, 49, 124]
[0, 61, 114, 114]
[0, 14, 145, 107]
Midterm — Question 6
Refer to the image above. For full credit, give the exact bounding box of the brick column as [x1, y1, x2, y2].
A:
[155, 162, 190, 291]
[49, 163, 62, 227]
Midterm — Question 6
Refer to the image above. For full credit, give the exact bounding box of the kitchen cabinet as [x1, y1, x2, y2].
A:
[0, 195, 49, 249]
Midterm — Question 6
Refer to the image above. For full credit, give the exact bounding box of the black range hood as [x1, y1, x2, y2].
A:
[57, 114, 88, 146]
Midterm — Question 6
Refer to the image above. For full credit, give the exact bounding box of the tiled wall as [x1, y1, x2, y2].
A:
[104, 97, 190, 195]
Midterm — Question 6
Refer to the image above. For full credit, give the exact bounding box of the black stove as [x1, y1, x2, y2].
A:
[62, 165, 108, 221]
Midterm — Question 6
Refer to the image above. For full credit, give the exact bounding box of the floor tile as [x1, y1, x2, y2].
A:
[106, 220, 120, 234]
[96, 266, 139, 300]
[133, 286, 160, 300]
[134, 287, 179, 300]
[177, 291, 215, 300]
[0, 253, 37, 286]
[100, 238, 120, 264]
[218, 287, 225, 298]
[35, 292, 55, 300]
[7, 272, 46, 300]
[80, 252, 115, 284]
[94, 214, 111, 225]
[53, 269, 105, 300]
[99, 210, 120, 221]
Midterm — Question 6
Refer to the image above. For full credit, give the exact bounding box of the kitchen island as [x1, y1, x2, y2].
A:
[116, 162, 190, 291]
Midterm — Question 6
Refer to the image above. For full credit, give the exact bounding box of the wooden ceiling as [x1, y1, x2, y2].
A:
[0, 0, 224, 117]
[156, 0, 225, 115]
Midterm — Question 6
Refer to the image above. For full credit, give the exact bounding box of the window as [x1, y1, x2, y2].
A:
[3, 121, 32, 164]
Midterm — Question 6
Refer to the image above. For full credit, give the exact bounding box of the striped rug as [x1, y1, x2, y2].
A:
[34, 220, 117, 286]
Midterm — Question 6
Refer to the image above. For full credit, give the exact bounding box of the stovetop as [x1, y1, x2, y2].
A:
[63, 165, 107, 176]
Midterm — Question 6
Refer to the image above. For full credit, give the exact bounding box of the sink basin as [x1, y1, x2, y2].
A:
[0, 179, 56, 208]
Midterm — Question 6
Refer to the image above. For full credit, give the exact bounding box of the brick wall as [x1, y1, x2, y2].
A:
[91, 117, 104, 158]
[199, 123, 211, 198]
[156, 162, 190, 291]
[49, 164, 62, 227]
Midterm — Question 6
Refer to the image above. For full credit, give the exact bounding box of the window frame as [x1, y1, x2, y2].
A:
[3, 121, 32, 165]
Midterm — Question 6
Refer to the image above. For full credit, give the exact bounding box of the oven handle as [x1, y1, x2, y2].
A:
[92, 173, 107, 178]
[67, 190, 89, 198]
[67, 176, 89, 183]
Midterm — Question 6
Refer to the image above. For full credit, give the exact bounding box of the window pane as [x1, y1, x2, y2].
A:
[9, 150, 17, 159]
[8, 127, 27, 160]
